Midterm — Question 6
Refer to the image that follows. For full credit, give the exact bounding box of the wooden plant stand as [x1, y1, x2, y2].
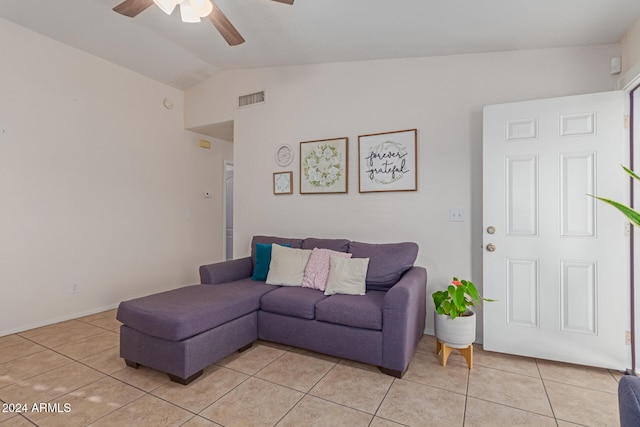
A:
[436, 338, 473, 369]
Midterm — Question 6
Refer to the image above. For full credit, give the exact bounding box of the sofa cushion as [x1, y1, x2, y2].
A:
[252, 243, 290, 281]
[302, 238, 350, 252]
[116, 280, 275, 341]
[266, 245, 312, 286]
[251, 236, 304, 270]
[302, 248, 352, 291]
[315, 291, 386, 330]
[348, 241, 418, 291]
[260, 286, 328, 319]
[324, 256, 368, 296]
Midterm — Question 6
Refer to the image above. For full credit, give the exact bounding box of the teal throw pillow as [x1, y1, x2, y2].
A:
[252, 243, 290, 281]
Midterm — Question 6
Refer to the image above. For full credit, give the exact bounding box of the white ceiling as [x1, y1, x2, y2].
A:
[2, 0, 640, 90]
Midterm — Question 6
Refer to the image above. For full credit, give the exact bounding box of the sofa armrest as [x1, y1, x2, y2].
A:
[382, 266, 427, 375]
[199, 257, 252, 285]
[620, 375, 640, 427]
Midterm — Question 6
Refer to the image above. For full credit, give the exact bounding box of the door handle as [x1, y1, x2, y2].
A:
[486, 243, 496, 252]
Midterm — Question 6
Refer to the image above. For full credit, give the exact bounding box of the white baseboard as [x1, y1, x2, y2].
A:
[0, 303, 120, 337]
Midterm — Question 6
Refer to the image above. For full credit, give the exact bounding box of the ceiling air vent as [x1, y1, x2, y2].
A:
[238, 91, 265, 108]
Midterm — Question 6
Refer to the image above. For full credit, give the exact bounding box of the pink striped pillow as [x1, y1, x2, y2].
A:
[302, 248, 352, 291]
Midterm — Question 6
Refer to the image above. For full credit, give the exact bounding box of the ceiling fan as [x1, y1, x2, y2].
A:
[112, 0, 294, 46]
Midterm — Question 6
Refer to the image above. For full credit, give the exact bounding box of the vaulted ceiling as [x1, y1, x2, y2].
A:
[2, 0, 640, 90]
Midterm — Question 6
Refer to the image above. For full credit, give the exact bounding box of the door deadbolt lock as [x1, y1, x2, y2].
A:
[487, 226, 496, 234]
[486, 243, 496, 252]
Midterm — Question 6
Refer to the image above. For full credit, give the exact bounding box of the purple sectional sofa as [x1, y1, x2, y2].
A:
[117, 236, 427, 384]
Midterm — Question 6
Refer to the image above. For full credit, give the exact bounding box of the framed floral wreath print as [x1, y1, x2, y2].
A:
[300, 137, 348, 194]
[358, 129, 417, 193]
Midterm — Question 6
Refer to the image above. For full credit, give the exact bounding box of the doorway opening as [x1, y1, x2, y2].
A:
[224, 161, 234, 261]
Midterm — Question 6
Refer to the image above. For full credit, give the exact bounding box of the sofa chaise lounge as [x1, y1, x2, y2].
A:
[116, 236, 427, 384]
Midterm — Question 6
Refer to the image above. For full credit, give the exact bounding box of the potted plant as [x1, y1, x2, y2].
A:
[432, 277, 493, 348]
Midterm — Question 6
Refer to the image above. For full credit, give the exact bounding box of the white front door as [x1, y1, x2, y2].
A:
[482, 91, 630, 369]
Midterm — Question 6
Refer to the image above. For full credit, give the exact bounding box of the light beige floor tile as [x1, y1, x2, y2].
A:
[216, 343, 286, 375]
[0, 338, 46, 364]
[79, 346, 124, 375]
[467, 366, 553, 416]
[610, 369, 624, 383]
[0, 402, 19, 423]
[0, 349, 73, 388]
[475, 347, 540, 378]
[289, 347, 340, 363]
[85, 316, 122, 332]
[377, 379, 466, 426]
[309, 364, 393, 414]
[369, 417, 406, 427]
[402, 349, 469, 393]
[0, 335, 26, 349]
[88, 394, 192, 427]
[0, 415, 33, 426]
[415, 334, 437, 355]
[537, 359, 619, 394]
[556, 421, 585, 426]
[54, 331, 119, 360]
[277, 395, 372, 427]
[0, 361, 104, 404]
[338, 358, 382, 374]
[255, 351, 336, 392]
[111, 365, 170, 392]
[76, 309, 117, 324]
[545, 380, 619, 427]
[25, 376, 144, 427]
[152, 365, 248, 413]
[24, 322, 107, 349]
[464, 397, 556, 426]
[18, 319, 86, 339]
[181, 415, 224, 426]
[200, 377, 303, 427]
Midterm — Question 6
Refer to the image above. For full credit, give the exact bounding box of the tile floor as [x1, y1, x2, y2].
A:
[0, 309, 623, 426]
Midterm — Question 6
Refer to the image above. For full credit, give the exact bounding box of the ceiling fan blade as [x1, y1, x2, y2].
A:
[271, 0, 294, 4]
[113, 0, 154, 17]
[208, 3, 245, 46]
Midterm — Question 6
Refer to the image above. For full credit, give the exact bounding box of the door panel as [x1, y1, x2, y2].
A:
[483, 91, 629, 369]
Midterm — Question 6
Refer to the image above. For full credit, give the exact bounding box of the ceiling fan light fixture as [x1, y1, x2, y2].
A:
[189, 0, 213, 17]
[180, 1, 201, 22]
[153, 0, 179, 15]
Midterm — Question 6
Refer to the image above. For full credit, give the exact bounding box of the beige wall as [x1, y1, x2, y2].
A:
[185, 45, 620, 339]
[621, 17, 640, 77]
[0, 18, 233, 335]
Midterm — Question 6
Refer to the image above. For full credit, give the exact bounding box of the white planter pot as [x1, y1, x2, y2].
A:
[434, 311, 476, 349]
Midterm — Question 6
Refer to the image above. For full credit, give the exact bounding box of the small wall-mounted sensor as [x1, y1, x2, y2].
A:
[163, 98, 173, 109]
[610, 56, 622, 75]
[199, 139, 211, 149]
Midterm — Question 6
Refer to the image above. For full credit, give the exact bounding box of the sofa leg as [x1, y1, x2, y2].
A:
[168, 370, 203, 385]
[124, 359, 140, 369]
[238, 343, 253, 353]
[379, 367, 405, 379]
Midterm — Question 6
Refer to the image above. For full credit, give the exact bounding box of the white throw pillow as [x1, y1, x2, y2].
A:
[324, 256, 369, 296]
[266, 244, 312, 286]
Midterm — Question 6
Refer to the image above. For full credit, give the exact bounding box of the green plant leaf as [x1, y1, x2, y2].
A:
[453, 285, 465, 309]
[623, 165, 640, 181]
[465, 281, 481, 302]
[593, 196, 640, 228]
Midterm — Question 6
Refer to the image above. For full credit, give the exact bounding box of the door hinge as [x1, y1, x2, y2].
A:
[625, 115, 630, 129]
